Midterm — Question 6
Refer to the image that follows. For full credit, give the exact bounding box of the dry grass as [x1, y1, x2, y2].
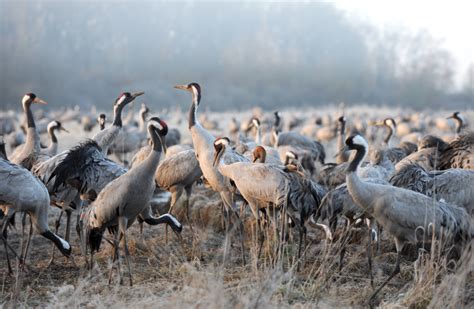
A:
[1, 188, 472, 308]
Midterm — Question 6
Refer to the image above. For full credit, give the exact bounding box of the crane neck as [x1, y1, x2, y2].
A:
[0, 142, 7, 160]
[347, 144, 366, 173]
[23, 101, 35, 128]
[112, 103, 124, 127]
[454, 117, 463, 134]
[48, 126, 58, 144]
[336, 120, 347, 163]
[188, 101, 198, 129]
[384, 125, 394, 146]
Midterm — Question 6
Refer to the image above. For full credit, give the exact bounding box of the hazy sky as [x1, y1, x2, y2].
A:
[335, 0, 474, 82]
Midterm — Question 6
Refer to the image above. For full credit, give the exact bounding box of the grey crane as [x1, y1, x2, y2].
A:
[11, 120, 68, 158]
[42, 120, 69, 157]
[174, 82, 247, 264]
[372, 118, 407, 164]
[10, 93, 48, 170]
[390, 162, 474, 214]
[213, 137, 290, 260]
[0, 138, 71, 273]
[155, 146, 202, 224]
[92, 91, 144, 155]
[336, 116, 350, 164]
[82, 117, 182, 286]
[109, 102, 149, 164]
[395, 134, 448, 171]
[447, 111, 467, 135]
[275, 130, 326, 165]
[283, 162, 327, 268]
[438, 132, 473, 170]
[343, 134, 472, 305]
[33, 91, 142, 261]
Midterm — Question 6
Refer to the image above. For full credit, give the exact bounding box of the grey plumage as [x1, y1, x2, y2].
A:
[276, 131, 326, 165]
[10, 93, 48, 170]
[390, 162, 474, 214]
[344, 134, 472, 304]
[155, 148, 203, 217]
[438, 132, 474, 170]
[92, 91, 144, 155]
[1, 141, 71, 272]
[82, 117, 182, 286]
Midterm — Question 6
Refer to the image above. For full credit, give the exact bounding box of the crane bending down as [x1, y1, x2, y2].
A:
[0, 138, 71, 273]
[213, 137, 290, 261]
[81, 117, 182, 286]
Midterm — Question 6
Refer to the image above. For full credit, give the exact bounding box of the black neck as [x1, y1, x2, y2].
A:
[41, 230, 70, 256]
[144, 214, 182, 233]
[455, 118, 462, 133]
[384, 126, 393, 145]
[149, 128, 163, 152]
[49, 127, 58, 143]
[274, 114, 280, 128]
[0, 142, 7, 160]
[24, 102, 35, 128]
[340, 120, 346, 136]
[100, 122, 105, 130]
[347, 144, 366, 173]
[112, 104, 123, 127]
[188, 102, 197, 129]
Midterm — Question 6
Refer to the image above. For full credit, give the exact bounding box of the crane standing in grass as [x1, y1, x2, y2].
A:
[82, 117, 182, 286]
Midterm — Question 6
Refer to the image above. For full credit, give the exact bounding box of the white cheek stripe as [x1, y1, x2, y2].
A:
[117, 95, 126, 105]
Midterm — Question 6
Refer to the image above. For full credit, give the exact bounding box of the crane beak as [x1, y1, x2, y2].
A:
[60, 127, 70, 133]
[174, 84, 188, 91]
[131, 91, 145, 99]
[446, 115, 454, 119]
[33, 97, 48, 105]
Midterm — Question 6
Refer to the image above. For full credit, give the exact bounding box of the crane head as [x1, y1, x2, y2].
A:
[174, 83, 201, 105]
[252, 146, 266, 163]
[345, 134, 368, 153]
[22, 93, 48, 106]
[383, 117, 397, 130]
[115, 91, 144, 106]
[148, 117, 168, 137]
[248, 117, 261, 130]
[212, 137, 230, 166]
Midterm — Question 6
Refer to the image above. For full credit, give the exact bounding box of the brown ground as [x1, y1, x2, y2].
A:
[1, 185, 472, 308]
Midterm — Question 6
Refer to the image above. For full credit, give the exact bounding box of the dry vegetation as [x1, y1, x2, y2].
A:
[1, 185, 472, 308]
[1, 107, 473, 308]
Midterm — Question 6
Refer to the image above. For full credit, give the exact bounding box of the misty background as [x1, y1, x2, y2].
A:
[1, 0, 473, 111]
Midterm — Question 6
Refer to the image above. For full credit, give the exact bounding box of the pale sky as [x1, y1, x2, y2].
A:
[334, 0, 474, 83]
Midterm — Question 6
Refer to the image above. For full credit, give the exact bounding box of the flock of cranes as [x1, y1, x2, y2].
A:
[0, 84, 473, 305]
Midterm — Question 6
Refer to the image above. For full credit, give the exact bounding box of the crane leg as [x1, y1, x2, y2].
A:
[119, 217, 133, 287]
[184, 186, 195, 237]
[108, 230, 122, 285]
[1, 212, 14, 275]
[47, 210, 63, 267]
[19, 214, 33, 270]
[369, 247, 401, 306]
[366, 219, 374, 288]
[166, 189, 181, 244]
[234, 205, 246, 265]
